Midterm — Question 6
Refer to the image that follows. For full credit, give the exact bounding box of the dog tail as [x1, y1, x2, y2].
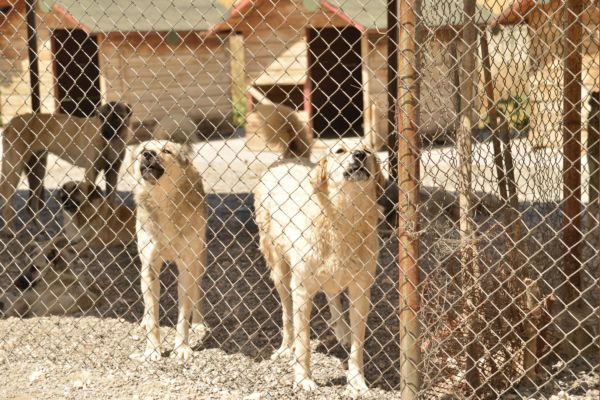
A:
[283, 111, 312, 159]
[96, 102, 132, 141]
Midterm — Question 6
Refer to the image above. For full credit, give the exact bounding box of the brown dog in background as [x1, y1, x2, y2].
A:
[59, 180, 136, 250]
[0, 102, 131, 232]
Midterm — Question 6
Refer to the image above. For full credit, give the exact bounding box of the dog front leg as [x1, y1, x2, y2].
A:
[140, 244, 162, 361]
[346, 282, 371, 396]
[326, 292, 351, 347]
[25, 151, 47, 224]
[190, 245, 209, 343]
[104, 154, 123, 207]
[292, 281, 317, 391]
[1, 153, 24, 234]
[271, 257, 293, 359]
[173, 255, 200, 363]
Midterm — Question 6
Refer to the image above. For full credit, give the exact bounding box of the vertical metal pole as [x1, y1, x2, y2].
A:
[388, 0, 399, 183]
[562, 0, 583, 303]
[459, 0, 480, 392]
[25, 0, 40, 113]
[398, 0, 420, 398]
[480, 33, 508, 203]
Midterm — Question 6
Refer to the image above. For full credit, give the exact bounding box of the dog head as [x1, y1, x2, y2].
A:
[14, 237, 74, 292]
[59, 181, 104, 214]
[313, 145, 384, 196]
[96, 101, 132, 140]
[134, 140, 193, 184]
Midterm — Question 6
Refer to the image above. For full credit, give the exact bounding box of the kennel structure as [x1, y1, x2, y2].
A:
[216, 0, 496, 149]
[493, 0, 599, 148]
[0, 0, 234, 135]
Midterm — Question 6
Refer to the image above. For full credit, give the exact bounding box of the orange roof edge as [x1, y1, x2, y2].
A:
[320, 0, 366, 32]
[51, 3, 92, 33]
[489, 0, 536, 28]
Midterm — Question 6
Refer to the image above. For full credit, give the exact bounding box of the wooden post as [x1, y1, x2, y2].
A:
[562, 0, 583, 303]
[398, 0, 421, 398]
[459, 0, 481, 392]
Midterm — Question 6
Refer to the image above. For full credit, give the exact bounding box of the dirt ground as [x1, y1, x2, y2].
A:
[0, 132, 598, 399]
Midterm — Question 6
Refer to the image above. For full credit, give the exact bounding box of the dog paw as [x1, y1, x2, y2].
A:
[143, 347, 162, 361]
[191, 322, 209, 341]
[294, 378, 318, 392]
[172, 345, 193, 363]
[270, 345, 293, 360]
[332, 323, 351, 348]
[346, 377, 369, 398]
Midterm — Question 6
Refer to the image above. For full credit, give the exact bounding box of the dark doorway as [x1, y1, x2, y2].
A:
[52, 29, 101, 117]
[307, 27, 363, 137]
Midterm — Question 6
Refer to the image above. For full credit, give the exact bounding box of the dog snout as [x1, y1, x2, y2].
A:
[353, 150, 368, 162]
[142, 150, 157, 161]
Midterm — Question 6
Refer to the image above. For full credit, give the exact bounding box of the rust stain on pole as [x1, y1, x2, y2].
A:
[459, 0, 481, 392]
[562, 0, 583, 303]
[397, 0, 421, 398]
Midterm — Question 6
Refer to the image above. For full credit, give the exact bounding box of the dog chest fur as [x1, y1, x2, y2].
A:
[256, 160, 379, 293]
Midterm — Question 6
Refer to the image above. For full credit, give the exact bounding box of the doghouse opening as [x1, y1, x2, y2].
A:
[52, 29, 101, 117]
[307, 26, 363, 138]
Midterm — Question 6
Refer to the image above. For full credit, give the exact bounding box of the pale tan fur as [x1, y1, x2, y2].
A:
[0, 238, 102, 317]
[133, 140, 208, 362]
[0, 103, 131, 232]
[254, 145, 383, 395]
[60, 181, 136, 250]
[246, 103, 312, 158]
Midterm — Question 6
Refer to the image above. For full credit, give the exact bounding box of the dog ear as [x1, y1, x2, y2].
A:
[311, 157, 329, 191]
[590, 91, 600, 107]
[372, 154, 385, 200]
[177, 143, 194, 165]
[95, 103, 109, 119]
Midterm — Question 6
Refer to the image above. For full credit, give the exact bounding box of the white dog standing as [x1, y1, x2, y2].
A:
[254, 146, 383, 395]
[133, 139, 208, 362]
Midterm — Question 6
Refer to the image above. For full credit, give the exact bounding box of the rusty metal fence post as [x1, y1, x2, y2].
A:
[562, 0, 584, 304]
[398, 0, 421, 398]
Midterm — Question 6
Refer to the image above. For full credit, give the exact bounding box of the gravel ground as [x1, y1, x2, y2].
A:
[0, 134, 597, 399]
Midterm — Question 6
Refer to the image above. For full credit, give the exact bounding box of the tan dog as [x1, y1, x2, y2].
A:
[0, 102, 131, 232]
[133, 140, 208, 362]
[254, 145, 383, 395]
[59, 181, 136, 249]
[0, 237, 102, 317]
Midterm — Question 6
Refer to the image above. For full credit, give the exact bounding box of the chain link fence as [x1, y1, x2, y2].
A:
[0, 0, 598, 398]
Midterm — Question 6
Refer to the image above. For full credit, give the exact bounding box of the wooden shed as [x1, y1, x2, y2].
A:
[217, 0, 494, 149]
[492, 0, 599, 148]
[0, 0, 234, 135]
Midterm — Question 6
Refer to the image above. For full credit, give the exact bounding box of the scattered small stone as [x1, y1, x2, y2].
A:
[28, 369, 44, 384]
[243, 392, 265, 400]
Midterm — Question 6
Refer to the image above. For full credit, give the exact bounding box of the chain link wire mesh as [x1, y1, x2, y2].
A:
[0, 0, 597, 398]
